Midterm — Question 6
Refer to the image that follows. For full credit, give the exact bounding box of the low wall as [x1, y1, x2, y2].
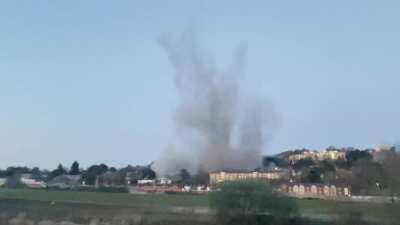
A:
[351, 195, 399, 203]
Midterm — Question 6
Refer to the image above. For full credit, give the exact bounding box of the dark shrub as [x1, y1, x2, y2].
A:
[210, 181, 298, 225]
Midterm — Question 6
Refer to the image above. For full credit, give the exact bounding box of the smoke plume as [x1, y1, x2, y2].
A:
[154, 30, 276, 175]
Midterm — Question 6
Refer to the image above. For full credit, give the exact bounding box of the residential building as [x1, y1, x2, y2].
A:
[209, 170, 288, 185]
[137, 179, 155, 185]
[288, 150, 346, 162]
[20, 177, 46, 189]
[279, 183, 351, 199]
[0, 178, 7, 186]
[157, 177, 172, 185]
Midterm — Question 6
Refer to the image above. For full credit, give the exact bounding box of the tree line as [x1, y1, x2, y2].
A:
[263, 147, 400, 197]
[0, 161, 155, 185]
[0, 161, 210, 186]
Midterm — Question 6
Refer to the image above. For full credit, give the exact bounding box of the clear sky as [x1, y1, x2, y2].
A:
[1, 1, 399, 169]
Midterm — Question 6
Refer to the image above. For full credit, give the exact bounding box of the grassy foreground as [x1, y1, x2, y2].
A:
[0, 187, 209, 207]
[0, 188, 399, 224]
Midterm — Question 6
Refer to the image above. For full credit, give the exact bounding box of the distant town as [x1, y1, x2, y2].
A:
[1, 144, 399, 202]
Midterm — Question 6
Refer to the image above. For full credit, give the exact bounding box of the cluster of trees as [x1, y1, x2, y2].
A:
[0, 166, 34, 177]
[0, 162, 211, 186]
[0, 161, 83, 181]
[262, 156, 288, 168]
[212, 180, 365, 225]
[289, 158, 338, 183]
[0, 161, 158, 186]
[264, 147, 400, 197]
[95, 164, 157, 186]
[349, 151, 400, 197]
[210, 181, 299, 225]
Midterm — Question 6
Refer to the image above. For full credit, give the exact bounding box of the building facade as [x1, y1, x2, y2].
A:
[279, 183, 351, 199]
[0, 178, 6, 186]
[209, 170, 287, 185]
[288, 150, 346, 162]
[20, 177, 46, 189]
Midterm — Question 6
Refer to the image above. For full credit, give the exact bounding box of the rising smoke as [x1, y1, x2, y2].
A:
[153, 30, 276, 176]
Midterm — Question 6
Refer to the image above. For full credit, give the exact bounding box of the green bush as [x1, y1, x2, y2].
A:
[210, 181, 298, 225]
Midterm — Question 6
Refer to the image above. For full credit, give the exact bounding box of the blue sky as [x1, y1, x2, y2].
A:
[1, 1, 399, 169]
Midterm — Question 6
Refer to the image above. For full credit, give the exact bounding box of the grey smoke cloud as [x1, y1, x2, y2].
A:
[154, 30, 276, 175]
[151, 145, 196, 177]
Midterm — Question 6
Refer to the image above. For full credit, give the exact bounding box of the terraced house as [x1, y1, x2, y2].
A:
[209, 170, 288, 185]
[279, 183, 351, 199]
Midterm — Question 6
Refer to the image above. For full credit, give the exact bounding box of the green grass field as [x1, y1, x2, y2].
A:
[0, 188, 213, 225]
[0, 188, 399, 224]
[0, 188, 209, 207]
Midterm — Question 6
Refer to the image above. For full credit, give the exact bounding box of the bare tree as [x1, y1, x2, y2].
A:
[381, 151, 400, 202]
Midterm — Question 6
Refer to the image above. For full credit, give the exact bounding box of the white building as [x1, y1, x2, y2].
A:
[20, 177, 46, 189]
[288, 150, 346, 162]
[0, 178, 7, 186]
[137, 179, 155, 185]
[157, 177, 172, 185]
